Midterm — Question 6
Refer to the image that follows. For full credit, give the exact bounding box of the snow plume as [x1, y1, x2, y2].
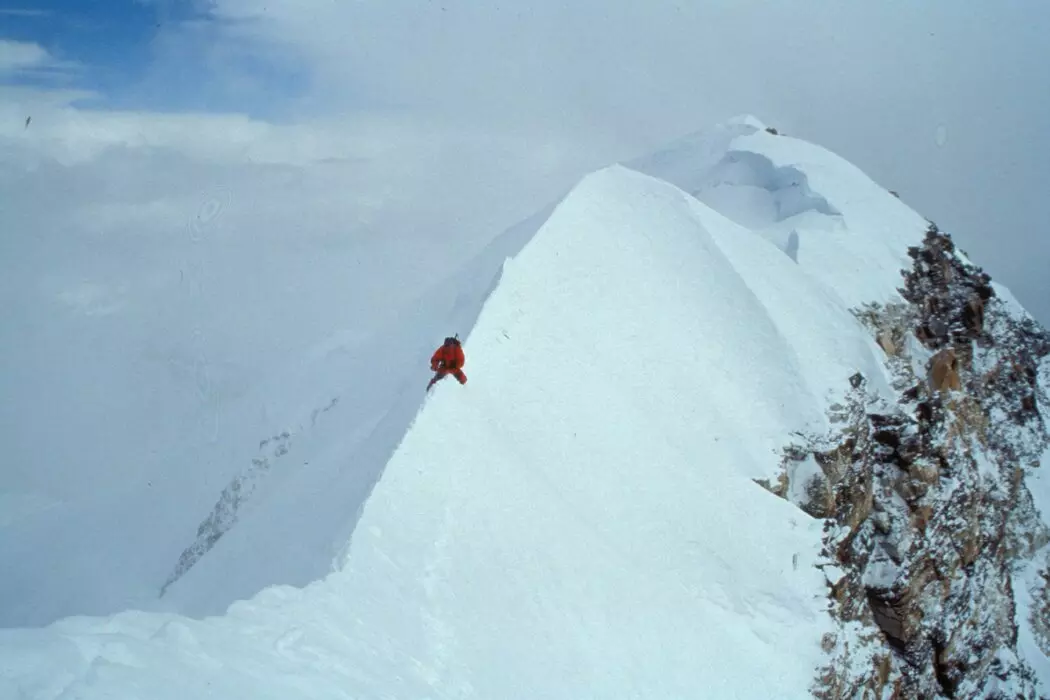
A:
[2, 117, 1049, 698]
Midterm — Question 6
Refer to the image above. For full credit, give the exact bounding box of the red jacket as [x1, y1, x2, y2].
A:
[431, 342, 465, 371]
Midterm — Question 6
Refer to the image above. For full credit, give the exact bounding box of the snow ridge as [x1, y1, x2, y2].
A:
[2, 118, 1048, 699]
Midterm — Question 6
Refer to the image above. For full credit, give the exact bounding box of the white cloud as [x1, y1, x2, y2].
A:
[200, 0, 1050, 319]
[0, 39, 50, 72]
[0, 9, 53, 18]
[0, 82, 615, 303]
[0, 39, 78, 79]
[3, 0, 1050, 321]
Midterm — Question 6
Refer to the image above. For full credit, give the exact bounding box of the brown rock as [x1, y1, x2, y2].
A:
[963, 295, 985, 334]
[928, 348, 961, 392]
[877, 329, 897, 356]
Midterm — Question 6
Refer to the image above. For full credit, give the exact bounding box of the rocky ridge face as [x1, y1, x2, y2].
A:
[761, 224, 1050, 698]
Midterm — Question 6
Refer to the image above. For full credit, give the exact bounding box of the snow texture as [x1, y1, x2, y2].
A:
[2, 117, 1046, 698]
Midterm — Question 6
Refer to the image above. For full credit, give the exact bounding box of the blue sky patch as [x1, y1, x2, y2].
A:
[1, 2, 309, 117]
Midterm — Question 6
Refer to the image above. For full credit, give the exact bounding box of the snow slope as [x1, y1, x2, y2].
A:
[1, 116, 960, 698]
[0, 155, 545, 627]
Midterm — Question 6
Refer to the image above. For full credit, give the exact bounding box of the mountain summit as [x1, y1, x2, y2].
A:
[2, 117, 1048, 699]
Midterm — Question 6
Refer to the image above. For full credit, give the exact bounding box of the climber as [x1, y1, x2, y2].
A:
[427, 335, 467, 390]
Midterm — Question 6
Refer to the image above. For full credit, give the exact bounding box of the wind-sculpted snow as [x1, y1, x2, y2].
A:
[1, 158, 908, 699]
[700, 149, 842, 223]
[2, 117, 1046, 698]
[630, 118, 929, 309]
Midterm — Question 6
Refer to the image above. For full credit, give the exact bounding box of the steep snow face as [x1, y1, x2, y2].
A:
[1, 156, 909, 698]
[151, 206, 548, 619]
[0, 169, 544, 628]
[334, 165, 898, 697]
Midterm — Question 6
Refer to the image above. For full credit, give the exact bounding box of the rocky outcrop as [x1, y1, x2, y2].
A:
[929, 348, 962, 392]
[768, 224, 1050, 698]
[160, 397, 340, 597]
[1034, 566, 1050, 657]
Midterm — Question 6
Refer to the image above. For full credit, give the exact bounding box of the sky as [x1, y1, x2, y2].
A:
[1, 0, 1049, 321]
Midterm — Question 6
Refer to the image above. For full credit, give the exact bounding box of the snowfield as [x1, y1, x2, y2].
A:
[2, 117, 1046, 698]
